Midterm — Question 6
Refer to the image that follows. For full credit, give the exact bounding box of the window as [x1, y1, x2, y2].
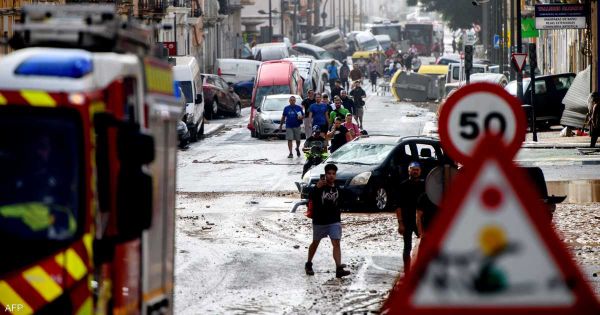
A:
[554, 76, 573, 91]
[416, 143, 438, 159]
[534, 80, 547, 94]
[0, 107, 82, 242]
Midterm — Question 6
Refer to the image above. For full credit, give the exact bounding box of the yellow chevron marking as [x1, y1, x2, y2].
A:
[0, 93, 7, 105]
[75, 297, 93, 315]
[83, 233, 93, 263]
[20, 90, 56, 107]
[55, 248, 88, 281]
[0, 281, 33, 314]
[22, 266, 63, 302]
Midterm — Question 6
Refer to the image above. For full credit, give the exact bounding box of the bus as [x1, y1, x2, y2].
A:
[403, 22, 444, 56]
[369, 21, 403, 47]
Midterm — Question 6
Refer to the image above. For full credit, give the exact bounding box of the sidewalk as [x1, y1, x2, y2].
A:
[523, 128, 594, 149]
[203, 121, 225, 137]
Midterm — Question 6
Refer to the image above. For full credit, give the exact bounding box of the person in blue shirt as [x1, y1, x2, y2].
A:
[279, 95, 304, 158]
[326, 60, 339, 92]
[309, 93, 331, 138]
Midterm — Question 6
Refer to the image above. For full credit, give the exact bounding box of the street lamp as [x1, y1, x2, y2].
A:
[258, 1, 279, 42]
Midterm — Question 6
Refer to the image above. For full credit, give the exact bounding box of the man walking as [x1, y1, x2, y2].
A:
[329, 96, 350, 125]
[305, 163, 351, 278]
[340, 60, 350, 90]
[350, 81, 366, 129]
[331, 80, 343, 99]
[278, 96, 304, 158]
[588, 92, 599, 148]
[326, 60, 339, 92]
[309, 93, 330, 137]
[340, 90, 355, 115]
[349, 65, 363, 84]
[327, 117, 351, 153]
[392, 162, 425, 274]
[301, 90, 316, 137]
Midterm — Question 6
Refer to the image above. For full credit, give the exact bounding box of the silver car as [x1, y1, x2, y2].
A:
[254, 94, 304, 139]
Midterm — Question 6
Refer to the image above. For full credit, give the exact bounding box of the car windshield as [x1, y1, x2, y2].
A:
[359, 38, 380, 51]
[255, 85, 291, 106]
[316, 50, 335, 59]
[176, 81, 193, 103]
[327, 142, 396, 165]
[0, 107, 82, 241]
[261, 98, 289, 111]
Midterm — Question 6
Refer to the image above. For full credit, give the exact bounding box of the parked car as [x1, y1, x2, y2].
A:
[306, 28, 348, 61]
[254, 94, 304, 139]
[247, 60, 304, 137]
[291, 43, 335, 60]
[505, 73, 576, 126]
[252, 43, 290, 61]
[202, 74, 242, 119]
[172, 56, 204, 142]
[299, 135, 453, 211]
[346, 31, 381, 55]
[284, 56, 323, 95]
[216, 58, 261, 85]
[435, 54, 461, 65]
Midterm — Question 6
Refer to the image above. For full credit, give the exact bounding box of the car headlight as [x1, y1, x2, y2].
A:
[350, 172, 371, 186]
[302, 171, 312, 185]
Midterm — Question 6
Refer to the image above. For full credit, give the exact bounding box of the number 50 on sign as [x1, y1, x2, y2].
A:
[438, 83, 526, 163]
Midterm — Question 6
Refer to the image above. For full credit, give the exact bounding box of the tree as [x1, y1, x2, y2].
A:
[406, 0, 483, 30]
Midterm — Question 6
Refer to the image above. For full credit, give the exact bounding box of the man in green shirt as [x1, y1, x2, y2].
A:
[329, 96, 350, 125]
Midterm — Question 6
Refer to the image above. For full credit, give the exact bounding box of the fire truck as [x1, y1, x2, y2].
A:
[0, 5, 179, 315]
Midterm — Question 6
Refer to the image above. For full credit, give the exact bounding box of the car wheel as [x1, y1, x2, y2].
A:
[189, 123, 198, 142]
[373, 186, 389, 212]
[233, 102, 242, 117]
[197, 120, 205, 140]
[205, 102, 214, 120]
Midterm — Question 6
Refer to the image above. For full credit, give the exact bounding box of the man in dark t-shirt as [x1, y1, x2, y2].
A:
[416, 192, 438, 239]
[392, 162, 425, 274]
[305, 163, 351, 278]
[301, 90, 316, 137]
[327, 117, 352, 153]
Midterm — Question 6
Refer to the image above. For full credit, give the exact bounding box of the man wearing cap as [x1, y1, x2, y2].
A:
[392, 161, 425, 274]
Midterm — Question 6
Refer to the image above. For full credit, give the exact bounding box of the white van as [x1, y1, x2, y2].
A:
[216, 58, 261, 84]
[172, 56, 204, 141]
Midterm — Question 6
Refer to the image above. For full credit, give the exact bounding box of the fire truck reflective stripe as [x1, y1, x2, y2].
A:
[55, 248, 88, 281]
[70, 279, 91, 315]
[20, 90, 57, 107]
[0, 93, 7, 105]
[75, 297, 93, 315]
[83, 233, 93, 262]
[0, 281, 33, 315]
[22, 266, 63, 302]
[6, 275, 47, 311]
[41, 257, 72, 287]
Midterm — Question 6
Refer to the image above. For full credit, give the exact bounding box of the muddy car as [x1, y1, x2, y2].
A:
[299, 135, 453, 211]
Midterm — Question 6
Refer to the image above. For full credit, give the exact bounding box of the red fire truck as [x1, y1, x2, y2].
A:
[0, 5, 179, 314]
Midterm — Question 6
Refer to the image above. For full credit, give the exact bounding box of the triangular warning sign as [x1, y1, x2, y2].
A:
[383, 137, 599, 315]
[512, 53, 528, 72]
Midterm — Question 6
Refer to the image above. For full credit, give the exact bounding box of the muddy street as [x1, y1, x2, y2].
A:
[173, 191, 600, 314]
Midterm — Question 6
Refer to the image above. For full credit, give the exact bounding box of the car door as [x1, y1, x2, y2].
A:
[217, 77, 234, 111]
[387, 143, 413, 184]
[529, 78, 551, 120]
[548, 74, 575, 120]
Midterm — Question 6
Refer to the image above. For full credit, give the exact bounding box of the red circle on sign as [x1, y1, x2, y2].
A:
[438, 82, 526, 164]
[482, 186, 503, 210]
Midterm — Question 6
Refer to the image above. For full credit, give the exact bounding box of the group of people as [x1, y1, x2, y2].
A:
[304, 161, 438, 278]
[278, 82, 367, 158]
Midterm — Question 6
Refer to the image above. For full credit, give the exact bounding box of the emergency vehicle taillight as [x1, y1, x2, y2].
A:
[15, 52, 93, 78]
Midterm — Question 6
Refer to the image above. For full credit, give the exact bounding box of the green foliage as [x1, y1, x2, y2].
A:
[405, 0, 483, 30]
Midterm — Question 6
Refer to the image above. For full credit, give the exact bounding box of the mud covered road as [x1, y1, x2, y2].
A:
[173, 191, 600, 314]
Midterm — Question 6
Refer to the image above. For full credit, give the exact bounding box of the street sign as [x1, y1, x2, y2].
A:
[535, 4, 587, 30]
[493, 34, 500, 49]
[522, 18, 540, 39]
[438, 82, 526, 163]
[512, 53, 528, 72]
[382, 137, 600, 315]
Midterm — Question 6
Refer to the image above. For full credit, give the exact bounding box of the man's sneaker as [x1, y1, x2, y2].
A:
[305, 262, 314, 276]
[296, 148, 301, 157]
[288, 153, 293, 158]
[336, 266, 350, 278]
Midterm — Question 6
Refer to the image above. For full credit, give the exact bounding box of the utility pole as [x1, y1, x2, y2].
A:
[269, 0, 273, 42]
[342, 0, 345, 33]
[307, 0, 312, 40]
[332, 0, 336, 28]
[281, 0, 285, 38]
[359, 0, 362, 30]
[173, 12, 177, 55]
[516, 0, 523, 100]
[293, 0, 298, 43]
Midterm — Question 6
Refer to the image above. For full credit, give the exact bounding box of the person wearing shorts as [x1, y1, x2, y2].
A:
[305, 163, 351, 278]
[279, 96, 304, 158]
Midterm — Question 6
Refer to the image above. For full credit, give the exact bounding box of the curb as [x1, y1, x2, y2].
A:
[203, 122, 225, 137]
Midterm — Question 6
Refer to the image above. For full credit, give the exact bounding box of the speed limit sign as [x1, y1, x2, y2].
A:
[438, 82, 526, 163]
